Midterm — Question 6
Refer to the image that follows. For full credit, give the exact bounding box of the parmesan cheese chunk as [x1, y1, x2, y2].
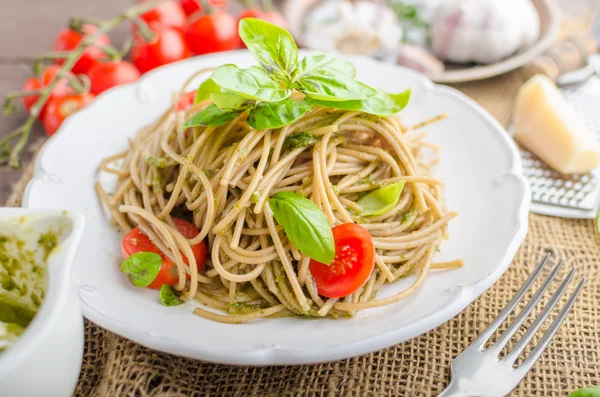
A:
[513, 74, 600, 174]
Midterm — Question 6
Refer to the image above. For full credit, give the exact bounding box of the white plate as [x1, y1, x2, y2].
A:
[23, 51, 530, 365]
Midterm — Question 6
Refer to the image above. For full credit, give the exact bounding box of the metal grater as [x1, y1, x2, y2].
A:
[512, 75, 600, 219]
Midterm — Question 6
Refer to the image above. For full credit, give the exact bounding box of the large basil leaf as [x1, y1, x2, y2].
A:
[183, 104, 243, 128]
[307, 88, 411, 116]
[356, 181, 405, 216]
[194, 78, 221, 103]
[239, 18, 298, 84]
[247, 99, 312, 130]
[211, 92, 254, 111]
[121, 252, 162, 288]
[568, 387, 600, 397]
[294, 53, 356, 81]
[269, 191, 334, 264]
[211, 65, 291, 102]
[294, 75, 377, 102]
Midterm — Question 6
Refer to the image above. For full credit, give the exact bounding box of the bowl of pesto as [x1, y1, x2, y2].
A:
[0, 208, 85, 397]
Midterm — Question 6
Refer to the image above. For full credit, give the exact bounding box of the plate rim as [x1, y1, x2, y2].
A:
[22, 51, 531, 365]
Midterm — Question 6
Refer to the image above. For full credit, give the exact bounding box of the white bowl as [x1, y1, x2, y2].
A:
[0, 209, 85, 397]
[23, 51, 529, 365]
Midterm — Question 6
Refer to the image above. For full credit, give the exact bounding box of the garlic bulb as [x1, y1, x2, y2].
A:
[302, 0, 403, 61]
[430, 0, 540, 64]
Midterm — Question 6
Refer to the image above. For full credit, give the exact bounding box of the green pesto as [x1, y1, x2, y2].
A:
[38, 230, 58, 260]
[283, 131, 319, 149]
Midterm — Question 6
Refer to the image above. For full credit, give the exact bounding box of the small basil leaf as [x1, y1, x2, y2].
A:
[159, 285, 184, 307]
[195, 78, 221, 104]
[568, 387, 600, 397]
[211, 92, 255, 111]
[294, 53, 356, 81]
[283, 131, 319, 149]
[269, 192, 335, 265]
[183, 104, 243, 128]
[239, 18, 298, 83]
[307, 88, 411, 116]
[295, 75, 377, 102]
[121, 252, 162, 288]
[211, 65, 291, 102]
[357, 181, 405, 216]
[247, 99, 312, 129]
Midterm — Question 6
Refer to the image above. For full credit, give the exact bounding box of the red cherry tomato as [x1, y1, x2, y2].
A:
[309, 223, 375, 298]
[185, 12, 240, 55]
[21, 65, 75, 119]
[88, 61, 141, 95]
[180, 0, 202, 17]
[121, 218, 207, 289]
[42, 93, 95, 136]
[131, 25, 191, 74]
[238, 9, 286, 29]
[137, 0, 187, 32]
[175, 91, 196, 111]
[54, 24, 110, 75]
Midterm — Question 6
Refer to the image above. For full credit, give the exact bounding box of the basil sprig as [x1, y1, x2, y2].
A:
[269, 192, 335, 265]
[121, 252, 162, 288]
[184, 18, 411, 130]
[357, 181, 405, 216]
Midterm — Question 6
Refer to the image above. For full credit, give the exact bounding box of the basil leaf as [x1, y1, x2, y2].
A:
[195, 78, 221, 103]
[307, 88, 411, 116]
[211, 92, 254, 111]
[121, 252, 162, 288]
[183, 104, 243, 128]
[357, 181, 405, 216]
[283, 131, 319, 149]
[159, 285, 184, 307]
[239, 18, 298, 83]
[295, 75, 377, 102]
[247, 99, 312, 130]
[568, 387, 600, 397]
[211, 65, 291, 102]
[294, 53, 356, 81]
[269, 191, 334, 265]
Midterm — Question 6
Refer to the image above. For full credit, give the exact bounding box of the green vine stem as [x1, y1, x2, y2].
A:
[0, 0, 164, 168]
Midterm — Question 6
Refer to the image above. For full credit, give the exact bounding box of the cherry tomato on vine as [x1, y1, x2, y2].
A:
[185, 12, 240, 55]
[131, 25, 191, 74]
[121, 218, 207, 289]
[175, 91, 196, 111]
[137, 0, 187, 32]
[42, 92, 95, 136]
[180, 0, 228, 16]
[88, 60, 141, 95]
[53, 24, 110, 75]
[309, 223, 375, 298]
[21, 65, 75, 119]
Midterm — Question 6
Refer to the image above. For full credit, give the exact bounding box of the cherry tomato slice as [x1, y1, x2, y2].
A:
[121, 218, 207, 289]
[137, 0, 187, 32]
[309, 223, 375, 298]
[185, 12, 240, 55]
[175, 91, 196, 111]
[131, 25, 191, 74]
[42, 92, 95, 136]
[53, 24, 110, 75]
[88, 61, 141, 95]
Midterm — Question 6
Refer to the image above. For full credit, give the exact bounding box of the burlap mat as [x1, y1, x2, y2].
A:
[7, 38, 600, 397]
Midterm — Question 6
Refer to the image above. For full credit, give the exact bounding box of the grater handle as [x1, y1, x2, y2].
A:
[521, 33, 598, 81]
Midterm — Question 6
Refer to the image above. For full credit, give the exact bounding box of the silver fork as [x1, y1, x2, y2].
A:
[438, 253, 586, 397]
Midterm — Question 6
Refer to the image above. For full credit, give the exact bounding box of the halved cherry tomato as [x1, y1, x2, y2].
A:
[21, 65, 76, 119]
[238, 9, 286, 29]
[131, 25, 191, 74]
[185, 12, 240, 55]
[309, 223, 375, 298]
[175, 91, 196, 111]
[137, 0, 187, 32]
[53, 24, 110, 75]
[42, 93, 95, 136]
[121, 218, 207, 289]
[88, 60, 141, 95]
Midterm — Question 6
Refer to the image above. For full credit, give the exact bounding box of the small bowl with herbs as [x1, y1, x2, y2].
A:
[0, 208, 85, 397]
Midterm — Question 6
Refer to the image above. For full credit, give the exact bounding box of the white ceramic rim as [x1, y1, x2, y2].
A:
[0, 209, 85, 373]
[22, 51, 530, 365]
